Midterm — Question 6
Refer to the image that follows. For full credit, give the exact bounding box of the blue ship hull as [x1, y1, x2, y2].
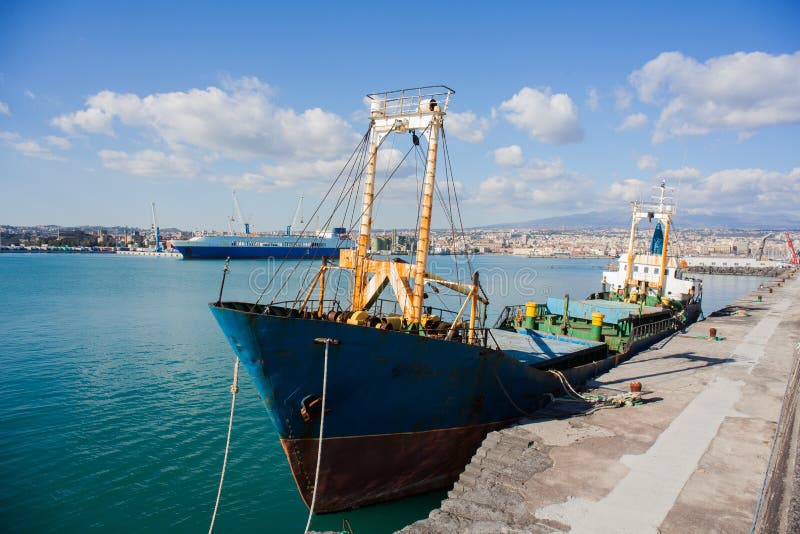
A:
[209, 302, 627, 512]
[173, 244, 343, 260]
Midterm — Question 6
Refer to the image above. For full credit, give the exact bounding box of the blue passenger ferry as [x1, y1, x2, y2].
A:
[170, 230, 351, 259]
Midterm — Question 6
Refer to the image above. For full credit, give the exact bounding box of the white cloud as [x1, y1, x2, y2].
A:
[24, 90, 35, 100]
[215, 158, 349, 192]
[616, 112, 648, 131]
[52, 77, 357, 160]
[629, 50, 800, 142]
[471, 157, 592, 211]
[660, 166, 702, 181]
[493, 145, 523, 167]
[680, 167, 800, 217]
[586, 87, 600, 111]
[499, 87, 583, 144]
[0, 101, 9, 115]
[52, 106, 114, 135]
[43, 135, 71, 149]
[637, 154, 659, 170]
[98, 149, 198, 177]
[0, 131, 62, 160]
[445, 111, 491, 143]
[614, 86, 632, 110]
[608, 179, 648, 202]
[217, 146, 412, 193]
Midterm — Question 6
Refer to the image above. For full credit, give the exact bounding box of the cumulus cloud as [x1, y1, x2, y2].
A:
[493, 145, 523, 167]
[0, 131, 62, 160]
[499, 87, 583, 144]
[637, 154, 659, 170]
[216, 146, 413, 193]
[586, 87, 600, 111]
[607, 179, 648, 202]
[43, 135, 71, 149]
[215, 158, 351, 192]
[681, 167, 800, 217]
[614, 86, 632, 110]
[609, 166, 799, 219]
[0, 101, 9, 115]
[52, 77, 357, 160]
[471, 157, 592, 211]
[446, 111, 491, 143]
[629, 50, 800, 142]
[98, 149, 198, 177]
[659, 166, 702, 181]
[616, 113, 648, 131]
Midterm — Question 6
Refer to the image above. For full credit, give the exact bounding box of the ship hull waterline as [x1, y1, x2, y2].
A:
[209, 300, 700, 513]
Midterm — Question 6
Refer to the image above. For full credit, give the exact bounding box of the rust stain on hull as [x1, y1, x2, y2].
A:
[280, 420, 514, 513]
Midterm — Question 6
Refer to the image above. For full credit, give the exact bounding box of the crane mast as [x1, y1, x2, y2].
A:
[151, 202, 163, 252]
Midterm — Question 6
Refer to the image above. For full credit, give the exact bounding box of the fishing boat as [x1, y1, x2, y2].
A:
[495, 180, 702, 352]
[170, 193, 354, 259]
[208, 86, 700, 514]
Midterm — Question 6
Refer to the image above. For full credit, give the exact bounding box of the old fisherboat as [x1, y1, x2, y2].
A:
[209, 87, 700, 514]
[496, 180, 703, 356]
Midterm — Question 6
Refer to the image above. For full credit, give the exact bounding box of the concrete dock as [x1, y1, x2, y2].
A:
[402, 271, 800, 533]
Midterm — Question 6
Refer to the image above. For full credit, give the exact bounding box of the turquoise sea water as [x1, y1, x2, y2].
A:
[0, 254, 769, 533]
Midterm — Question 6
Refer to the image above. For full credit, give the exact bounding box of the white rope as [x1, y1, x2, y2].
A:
[208, 358, 240, 534]
[304, 339, 330, 533]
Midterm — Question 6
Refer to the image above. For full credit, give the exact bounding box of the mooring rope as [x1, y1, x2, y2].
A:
[208, 358, 240, 534]
[304, 339, 331, 534]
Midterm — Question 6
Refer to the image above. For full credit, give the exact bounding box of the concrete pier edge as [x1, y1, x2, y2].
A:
[400, 269, 800, 534]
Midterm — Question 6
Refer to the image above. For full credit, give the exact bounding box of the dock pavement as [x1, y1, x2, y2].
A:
[401, 270, 800, 533]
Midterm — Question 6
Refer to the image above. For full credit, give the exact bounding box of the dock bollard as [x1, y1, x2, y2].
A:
[709, 327, 717, 339]
[524, 302, 537, 330]
[591, 312, 604, 341]
[769, 287, 773, 293]
[757, 295, 763, 302]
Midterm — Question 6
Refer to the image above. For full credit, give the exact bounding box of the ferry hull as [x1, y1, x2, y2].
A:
[172, 245, 342, 260]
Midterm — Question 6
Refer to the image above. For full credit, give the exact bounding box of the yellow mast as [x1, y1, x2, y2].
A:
[625, 202, 638, 291]
[352, 137, 379, 310]
[410, 112, 442, 325]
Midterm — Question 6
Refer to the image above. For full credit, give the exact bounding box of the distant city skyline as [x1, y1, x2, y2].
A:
[1, 1, 799, 230]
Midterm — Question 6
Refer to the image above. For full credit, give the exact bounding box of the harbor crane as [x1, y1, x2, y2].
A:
[151, 202, 163, 252]
[287, 195, 304, 235]
[754, 233, 772, 261]
[786, 232, 800, 265]
[231, 190, 251, 234]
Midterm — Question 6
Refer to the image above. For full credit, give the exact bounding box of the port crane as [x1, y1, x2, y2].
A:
[754, 233, 772, 261]
[786, 232, 800, 265]
[151, 202, 163, 252]
[287, 195, 304, 235]
[231, 190, 251, 234]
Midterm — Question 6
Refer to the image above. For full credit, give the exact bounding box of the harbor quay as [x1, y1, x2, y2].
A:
[399, 270, 800, 533]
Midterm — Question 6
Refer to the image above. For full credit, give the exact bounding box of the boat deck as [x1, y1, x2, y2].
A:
[490, 328, 606, 367]
[546, 297, 665, 323]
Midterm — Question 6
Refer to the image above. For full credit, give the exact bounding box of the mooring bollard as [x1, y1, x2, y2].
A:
[757, 295, 763, 302]
[709, 327, 717, 338]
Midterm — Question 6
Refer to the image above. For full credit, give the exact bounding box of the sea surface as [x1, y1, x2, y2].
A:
[0, 254, 770, 533]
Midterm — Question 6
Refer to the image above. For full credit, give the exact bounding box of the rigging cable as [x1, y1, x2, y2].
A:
[252, 124, 373, 309]
[303, 338, 331, 534]
[208, 357, 240, 534]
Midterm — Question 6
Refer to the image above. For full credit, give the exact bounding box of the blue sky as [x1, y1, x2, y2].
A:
[1, 1, 799, 231]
